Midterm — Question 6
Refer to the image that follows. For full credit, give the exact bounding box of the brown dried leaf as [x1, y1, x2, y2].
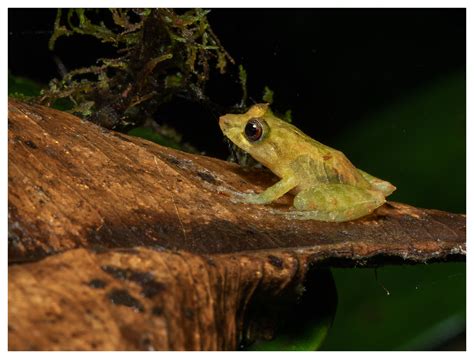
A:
[8, 99, 465, 350]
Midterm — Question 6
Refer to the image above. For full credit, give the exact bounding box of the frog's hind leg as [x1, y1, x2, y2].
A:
[287, 184, 385, 222]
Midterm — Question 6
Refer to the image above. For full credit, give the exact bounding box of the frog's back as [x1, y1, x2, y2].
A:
[264, 112, 394, 194]
[290, 132, 371, 189]
[305, 137, 396, 195]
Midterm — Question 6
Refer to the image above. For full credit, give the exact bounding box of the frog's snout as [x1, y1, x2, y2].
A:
[218, 115, 227, 129]
[218, 115, 234, 133]
[219, 114, 246, 145]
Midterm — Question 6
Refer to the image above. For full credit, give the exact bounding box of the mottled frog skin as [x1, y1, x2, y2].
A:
[219, 103, 396, 222]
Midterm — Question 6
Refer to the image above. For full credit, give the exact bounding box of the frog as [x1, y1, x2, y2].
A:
[219, 103, 396, 222]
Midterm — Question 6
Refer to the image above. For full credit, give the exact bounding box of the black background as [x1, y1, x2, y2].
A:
[8, 8, 466, 157]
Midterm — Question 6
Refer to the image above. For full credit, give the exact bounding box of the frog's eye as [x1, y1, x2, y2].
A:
[244, 118, 265, 142]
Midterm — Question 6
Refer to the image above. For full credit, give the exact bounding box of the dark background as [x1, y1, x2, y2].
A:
[8, 8, 466, 350]
[8, 8, 466, 157]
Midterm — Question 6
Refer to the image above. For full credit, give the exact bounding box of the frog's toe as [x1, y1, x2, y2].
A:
[229, 191, 266, 205]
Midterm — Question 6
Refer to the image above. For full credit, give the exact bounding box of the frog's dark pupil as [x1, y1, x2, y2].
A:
[245, 119, 263, 142]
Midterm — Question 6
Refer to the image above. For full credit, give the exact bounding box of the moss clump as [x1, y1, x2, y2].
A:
[41, 9, 234, 130]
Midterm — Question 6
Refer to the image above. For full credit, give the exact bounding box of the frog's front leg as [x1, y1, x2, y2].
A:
[289, 183, 385, 222]
[239, 176, 298, 204]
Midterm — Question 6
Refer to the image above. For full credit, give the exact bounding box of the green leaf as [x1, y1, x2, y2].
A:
[321, 263, 465, 350]
[320, 72, 466, 350]
[8, 72, 43, 98]
[332, 72, 465, 213]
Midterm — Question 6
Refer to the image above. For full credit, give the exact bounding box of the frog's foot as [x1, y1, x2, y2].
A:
[357, 169, 397, 196]
[285, 184, 386, 222]
[232, 191, 271, 205]
[215, 186, 267, 205]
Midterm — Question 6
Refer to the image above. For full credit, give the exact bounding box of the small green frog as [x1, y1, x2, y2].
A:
[219, 103, 396, 222]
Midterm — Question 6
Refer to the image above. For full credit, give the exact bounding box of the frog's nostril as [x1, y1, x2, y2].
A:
[219, 116, 229, 128]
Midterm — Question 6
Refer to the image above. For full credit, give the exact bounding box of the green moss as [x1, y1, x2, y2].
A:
[262, 86, 274, 104]
[41, 9, 235, 132]
[37, 9, 292, 157]
[238, 65, 248, 106]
